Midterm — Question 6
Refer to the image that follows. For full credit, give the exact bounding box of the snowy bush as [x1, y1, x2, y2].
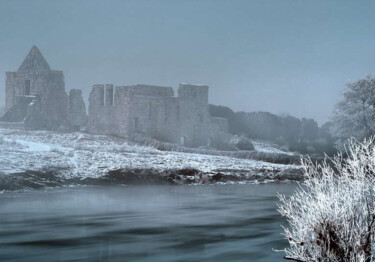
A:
[49, 146, 64, 154]
[229, 135, 254, 151]
[278, 138, 375, 261]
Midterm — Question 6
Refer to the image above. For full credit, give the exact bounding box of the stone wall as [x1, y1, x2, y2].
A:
[87, 83, 227, 148]
[5, 72, 16, 110]
[0, 121, 25, 130]
[5, 69, 69, 129]
[68, 89, 87, 130]
[210, 117, 229, 133]
[209, 117, 231, 148]
[24, 98, 44, 130]
[0, 95, 35, 122]
[88, 84, 118, 135]
[177, 84, 210, 147]
[125, 85, 175, 142]
[3, 47, 73, 130]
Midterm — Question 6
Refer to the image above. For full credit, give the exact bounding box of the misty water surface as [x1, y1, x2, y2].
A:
[0, 183, 295, 262]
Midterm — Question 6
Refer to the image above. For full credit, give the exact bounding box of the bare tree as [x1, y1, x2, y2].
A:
[278, 138, 375, 261]
[332, 75, 375, 147]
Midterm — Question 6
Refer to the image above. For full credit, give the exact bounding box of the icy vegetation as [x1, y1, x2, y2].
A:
[333, 75, 375, 147]
[252, 140, 294, 155]
[278, 138, 375, 261]
[0, 128, 301, 190]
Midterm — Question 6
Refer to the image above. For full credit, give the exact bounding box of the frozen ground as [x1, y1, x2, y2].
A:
[0, 128, 300, 183]
[252, 140, 295, 155]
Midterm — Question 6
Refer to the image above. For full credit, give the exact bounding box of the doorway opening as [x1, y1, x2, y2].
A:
[25, 80, 31, 95]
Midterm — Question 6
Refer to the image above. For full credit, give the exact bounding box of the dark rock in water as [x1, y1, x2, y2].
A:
[100, 167, 303, 185]
[176, 168, 200, 176]
[0, 167, 68, 191]
[101, 169, 169, 185]
[0, 166, 304, 191]
[274, 168, 303, 181]
[212, 173, 224, 182]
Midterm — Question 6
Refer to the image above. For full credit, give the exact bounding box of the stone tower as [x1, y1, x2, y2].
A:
[2, 46, 69, 129]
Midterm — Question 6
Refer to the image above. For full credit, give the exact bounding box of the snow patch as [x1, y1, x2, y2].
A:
[0, 129, 300, 180]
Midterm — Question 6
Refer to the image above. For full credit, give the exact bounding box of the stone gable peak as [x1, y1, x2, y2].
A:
[18, 45, 51, 72]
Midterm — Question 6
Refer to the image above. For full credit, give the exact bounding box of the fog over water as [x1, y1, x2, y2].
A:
[1, 0, 375, 124]
[3, 2, 372, 261]
[0, 184, 295, 262]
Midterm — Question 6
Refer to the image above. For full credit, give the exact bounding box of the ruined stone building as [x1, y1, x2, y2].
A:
[0, 46, 87, 130]
[0, 46, 228, 148]
[87, 84, 228, 147]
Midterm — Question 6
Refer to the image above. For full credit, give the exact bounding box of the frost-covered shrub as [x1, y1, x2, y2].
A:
[73, 143, 94, 152]
[230, 135, 255, 151]
[49, 146, 64, 154]
[278, 138, 375, 261]
[210, 138, 238, 151]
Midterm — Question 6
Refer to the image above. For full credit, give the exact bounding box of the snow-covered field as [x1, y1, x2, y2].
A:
[252, 140, 295, 155]
[0, 128, 300, 185]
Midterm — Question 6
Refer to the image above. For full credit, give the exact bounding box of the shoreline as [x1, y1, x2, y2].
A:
[0, 166, 302, 192]
[0, 128, 303, 192]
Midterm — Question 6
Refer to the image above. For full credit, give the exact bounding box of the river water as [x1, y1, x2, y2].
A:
[0, 183, 296, 262]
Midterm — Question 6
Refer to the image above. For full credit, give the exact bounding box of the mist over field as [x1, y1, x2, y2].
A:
[1, 1, 375, 262]
[1, 0, 375, 124]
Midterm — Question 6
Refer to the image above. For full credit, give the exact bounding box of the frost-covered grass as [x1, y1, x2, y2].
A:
[133, 135, 301, 165]
[252, 140, 294, 155]
[278, 138, 375, 261]
[0, 128, 299, 179]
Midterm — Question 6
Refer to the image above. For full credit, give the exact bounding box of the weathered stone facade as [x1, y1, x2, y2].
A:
[1, 46, 87, 130]
[1, 46, 227, 146]
[87, 83, 228, 147]
[68, 89, 87, 130]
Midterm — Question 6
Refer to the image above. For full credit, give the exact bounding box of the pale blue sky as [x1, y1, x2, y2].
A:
[1, 0, 375, 123]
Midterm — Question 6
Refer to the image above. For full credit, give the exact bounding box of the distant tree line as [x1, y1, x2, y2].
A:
[209, 105, 336, 155]
[210, 74, 375, 155]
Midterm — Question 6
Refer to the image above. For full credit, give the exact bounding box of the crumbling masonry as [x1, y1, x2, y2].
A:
[0, 46, 87, 130]
[1, 46, 228, 147]
[87, 84, 228, 147]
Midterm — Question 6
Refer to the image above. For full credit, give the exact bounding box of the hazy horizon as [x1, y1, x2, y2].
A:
[1, 0, 375, 124]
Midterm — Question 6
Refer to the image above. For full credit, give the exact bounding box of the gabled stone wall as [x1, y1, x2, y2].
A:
[3, 46, 87, 131]
[5, 68, 69, 129]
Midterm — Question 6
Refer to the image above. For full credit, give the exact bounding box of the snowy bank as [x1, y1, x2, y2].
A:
[0, 128, 302, 190]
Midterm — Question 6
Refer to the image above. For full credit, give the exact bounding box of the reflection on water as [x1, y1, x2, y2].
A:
[0, 184, 295, 262]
